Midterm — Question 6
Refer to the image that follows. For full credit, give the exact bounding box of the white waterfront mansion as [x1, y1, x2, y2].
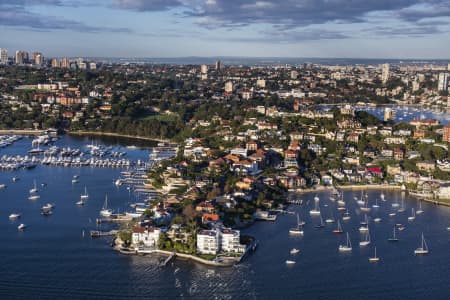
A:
[196, 227, 246, 255]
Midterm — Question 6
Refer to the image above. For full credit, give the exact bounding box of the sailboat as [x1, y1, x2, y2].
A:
[359, 215, 369, 232]
[359, 229, 371, 246]
[325, 212, 335, 224]
[416, 201, 424, 214]
[337, 193, 345, 207]
[357, 191, 365, 206]
[372, 197, 380, 208]
[392, 196, 400, 208]
[342, 210, 351, 221]
[339, 232, 352, 252]
[297, 214, 306, 226]
[414, 233, 429, 255]
[315, 214, 325, 228]
[380, 192, 385, 201]
[398, 197, 405, 213]
[369, 247, 380, 262]
[80, 186, 89, 199]
[76, 198, 85, 206]
[29, 180, 38, 194]
[388, 226, 399, 242]
[289, 213, 304, 235]
[309, 198, 321, 215]
[408, 208, 416, 221]
[100, 195, 113, 217]
[332, 219, 343, 234]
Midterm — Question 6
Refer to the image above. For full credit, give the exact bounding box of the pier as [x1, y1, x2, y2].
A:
[90, 230, 118, 238]
[161, 252, 176, 266]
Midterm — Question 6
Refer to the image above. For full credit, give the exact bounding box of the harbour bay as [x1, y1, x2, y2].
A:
[0, 136, 449, 299]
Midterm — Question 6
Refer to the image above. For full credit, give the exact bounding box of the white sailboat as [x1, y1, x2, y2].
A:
[416, 201, 424, 214]
[315, 214, 325, 228]
[359, 230, 371, 246]
[18, 223, 26, 230]
[29, 179, 38, 194]
[388, 226, 399, 242]
[398, 197, 405, 213]
[369, 247, 380, 262]
[357, 191, 365, 206]
[339, 232, 352, 252]
[361, 199, 371, 212]
[289, 213, 304, 235]
[342, 210, 351, 221]
[359, 215, 369, 232]
[100, 195, 113, 217]
[380, 192, 385, 201]
[332, 219, 343, 234]
[337, 193, 345, 207]
[408, 208, 416, 221]
[76, 198, 85, 206]
[309, 198, 321, 216]
[80, 186, 89, 199]
[414, 233, 429, 255]
[28, 194, 40, 200]
[372, 197, 380, 208]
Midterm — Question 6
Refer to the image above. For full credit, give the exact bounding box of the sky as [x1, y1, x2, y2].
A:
[1, 0, 450, 59]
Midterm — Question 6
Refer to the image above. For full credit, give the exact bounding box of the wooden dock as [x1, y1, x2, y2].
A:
[90, 230, 118, 238]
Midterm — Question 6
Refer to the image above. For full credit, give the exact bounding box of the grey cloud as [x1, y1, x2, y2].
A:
[369, 25, 441, 37]
[114, 0, 184, 11]
[0, 6, 132, 33]
[114, 0, 450, 31]
[222, 29, 350, 43]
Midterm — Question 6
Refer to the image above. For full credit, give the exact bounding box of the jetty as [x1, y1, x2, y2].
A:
[90, 230, 118, 238]
[161, 252, 176, 266]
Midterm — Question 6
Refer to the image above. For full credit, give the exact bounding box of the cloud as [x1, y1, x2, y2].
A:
[0, 1, 131, 33]
[113, 0, 184, 11]
[368, 25, 441, 37]
[113, 0, 450, 38]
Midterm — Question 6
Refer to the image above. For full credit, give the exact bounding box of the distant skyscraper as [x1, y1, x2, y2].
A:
[32, 52, 44, 65]
[61, 58, 70, 68]
[51, 58, 61, 68]
[0, 48, 7, 63]
[381, 63, 390, 84]
[215, 60, 222, 71]
[15, 50, 28, 65]
[384, 107, 396, 121]
[438, 73, 448, 91]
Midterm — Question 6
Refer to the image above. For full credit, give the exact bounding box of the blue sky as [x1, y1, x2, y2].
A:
[1, 0, 450, 58]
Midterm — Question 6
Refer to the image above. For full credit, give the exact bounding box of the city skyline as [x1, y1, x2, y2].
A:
[1, 1, 450, 59]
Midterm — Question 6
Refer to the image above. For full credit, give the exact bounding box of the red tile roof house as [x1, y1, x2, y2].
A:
[366, 167, 383, 177]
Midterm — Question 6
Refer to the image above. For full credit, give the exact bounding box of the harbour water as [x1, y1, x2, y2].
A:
[1, 136, 450, 299]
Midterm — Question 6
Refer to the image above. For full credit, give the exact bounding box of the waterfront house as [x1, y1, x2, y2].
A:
[197, 230, 219, 255]
[132, 226, 161, 249]
[416, 161, 436, 172]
